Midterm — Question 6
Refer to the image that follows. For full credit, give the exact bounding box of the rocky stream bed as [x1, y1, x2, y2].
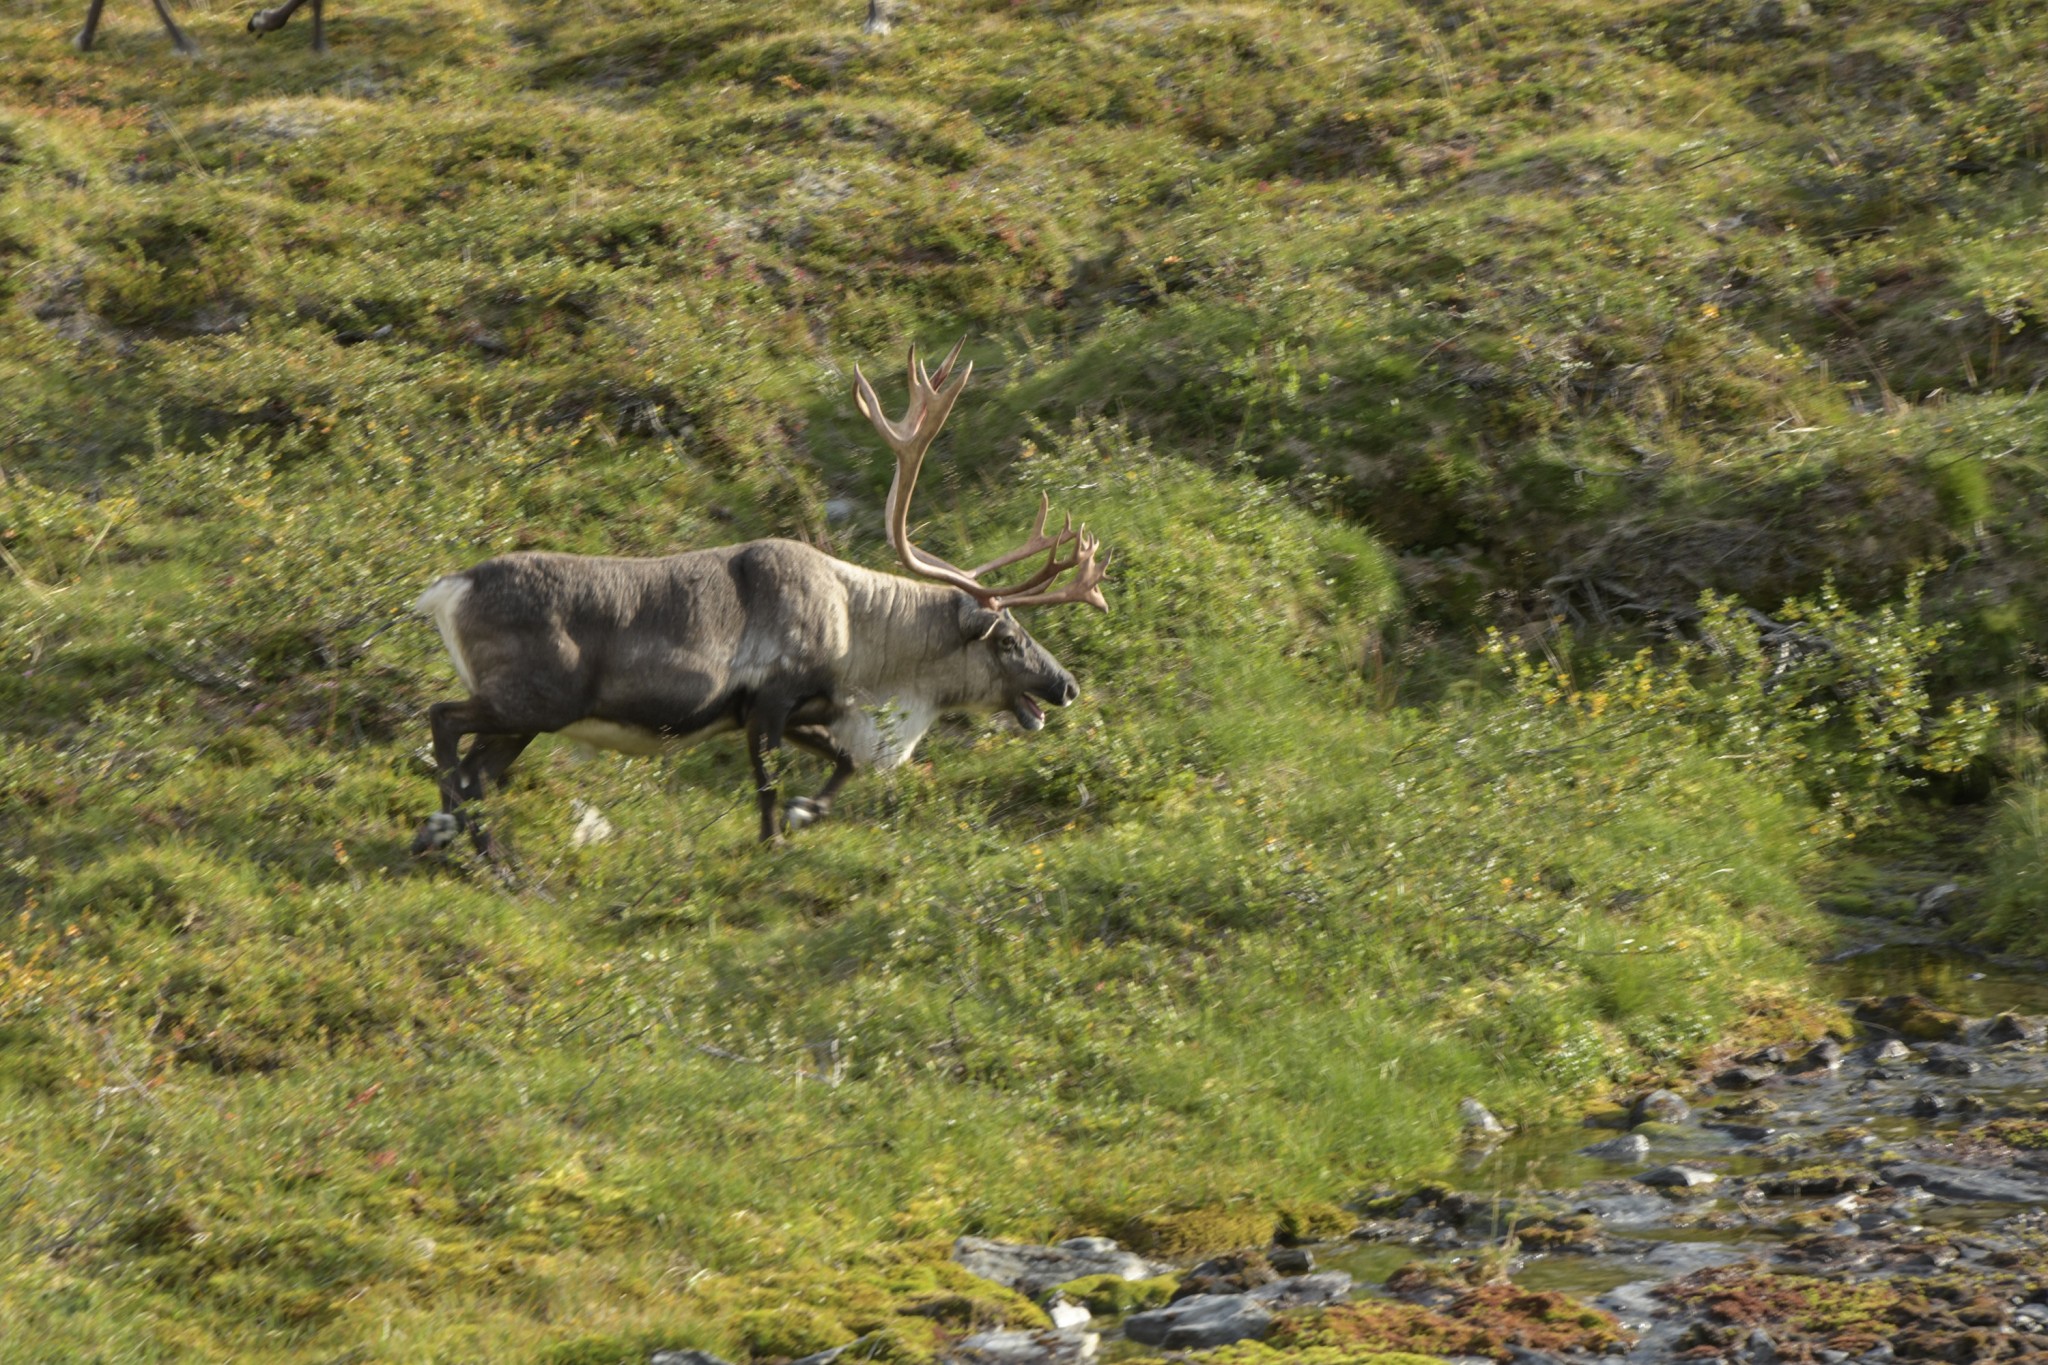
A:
[656, 943, 2048, 1365]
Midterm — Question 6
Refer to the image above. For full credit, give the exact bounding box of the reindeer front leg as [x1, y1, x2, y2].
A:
[784, 725, 857, 831]
[745, 714, 783, 843]
[745, 693, 821, 842]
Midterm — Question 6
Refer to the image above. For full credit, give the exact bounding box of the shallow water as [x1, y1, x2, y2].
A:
[1820, 940, 2048, 1014]
[1102, 940, 2048, 1357]
[1433, 941, 2048, 1309]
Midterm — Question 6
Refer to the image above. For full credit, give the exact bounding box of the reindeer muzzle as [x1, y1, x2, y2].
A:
[1014, 674, 1079, 732]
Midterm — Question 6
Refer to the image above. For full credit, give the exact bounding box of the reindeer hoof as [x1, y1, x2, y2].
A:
[411, 811, 461, 854]
[784, 797, 825, 831]
[246, 8, 283, 34]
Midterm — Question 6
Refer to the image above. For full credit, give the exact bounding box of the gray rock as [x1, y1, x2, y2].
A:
[1715, 1065, 1776, 1090]
[1635, 1164, 1718, 1189]
[1628, 1120, 1692, 1141]
[1747, 1326, 1781, 1364]
[1047, 1301, 1091, 1330]
[1863, 1039, 1911, 1063]
[1788, 1038, 1844, 1073]
[942, 1330, 1099, 1365]
[1268, 1247, 1314, 1274]
[1460, 1097, 1508, 1138]
[569, 798, 615, 848]
[951, 1236, 1170, 1297]
[1246, 1271, 1352, 1308]
[1630, 1088, 1691, 1125]
[788, 1350, 846, 1365]
[1881, 1161, 2048, 1203]
[1573, 1191, 1677, 1225]
[1177, 1250, 1278, 1299]
[1917, 882, 1961, 918]
[1701, 1121, 1772, 1141]
[1595, 1277, 1666, 1326]
[1982, 1012, 2046, 1044]
[1921, 1049, 1980, 1077]
[1580, 1133, 1652, 1162]
[1122, 1294, 1273, 1349]
[652, 1354, 736, 1365]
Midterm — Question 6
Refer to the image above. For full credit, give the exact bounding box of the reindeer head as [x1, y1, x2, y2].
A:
[957, 602, 1081, 731]
[855, 339, 1107, 732]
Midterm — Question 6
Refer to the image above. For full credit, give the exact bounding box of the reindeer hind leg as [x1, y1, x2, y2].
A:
[457, 733, 535, 858]
[75, 0, 108, 51]
[415, 699, 491, 854]
[145, 0, 200, 53]
[464, 733, 534, 798]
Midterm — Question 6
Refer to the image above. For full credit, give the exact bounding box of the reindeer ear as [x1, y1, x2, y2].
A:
[959, 602, 1005, 642]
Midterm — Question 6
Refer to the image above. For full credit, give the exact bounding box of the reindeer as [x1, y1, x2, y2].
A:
[74, 0, 325, 54]
[410, 340, 1108, 854]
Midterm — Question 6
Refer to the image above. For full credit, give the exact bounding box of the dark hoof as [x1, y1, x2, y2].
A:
[784, 796, 826, 831]
[246, 8, 283, 34]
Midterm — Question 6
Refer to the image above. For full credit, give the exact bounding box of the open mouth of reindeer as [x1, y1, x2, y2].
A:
[1012, 695, 1047, 732]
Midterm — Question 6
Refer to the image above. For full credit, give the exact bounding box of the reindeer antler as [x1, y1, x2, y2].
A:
[854, 340, 1109, 613]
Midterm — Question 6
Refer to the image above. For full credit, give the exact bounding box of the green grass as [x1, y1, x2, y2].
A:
[0, 424, 1836, 1360]
[1962, 766, 2048, 952]
[0, 0, 2039, 1356]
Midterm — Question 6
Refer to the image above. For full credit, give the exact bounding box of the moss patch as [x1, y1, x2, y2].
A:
[1200, 1347, 1449, 1365]
[1276, 1201, 1358, 1245]
[1054, 1273, 1179, 1316]
[732, 1306, 856, 1359]
[1660, 1267, 1901, 1355]
[1120, 1206, 1280, 1259]
[1982, 1119, 2048, 1152]
[1755, 1167, 1877, 1197]
[1852, 996, 1967, 1043]
[1273, 1285, 1629, 1358]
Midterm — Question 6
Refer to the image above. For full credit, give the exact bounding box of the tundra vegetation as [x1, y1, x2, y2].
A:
[0, 0, 2043, 1359]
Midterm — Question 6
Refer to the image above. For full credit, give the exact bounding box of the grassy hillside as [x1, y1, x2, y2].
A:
[0, 0, 2040, 1359]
